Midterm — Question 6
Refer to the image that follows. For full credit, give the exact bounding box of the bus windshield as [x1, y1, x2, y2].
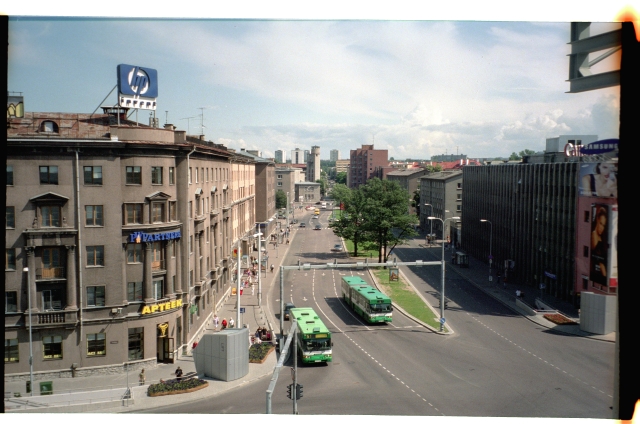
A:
[302, 338, 331, 351]
[370, 303, 392, 312]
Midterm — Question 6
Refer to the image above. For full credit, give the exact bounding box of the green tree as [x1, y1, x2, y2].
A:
[316, 179, 326, 197]
[335, 171, 347, 185]
[519, 149, 536, 157]
[360, 178, 419, 262]
[329, 187, 369, 257]
[424, 164, 442, 173]
[275, 190, 287, 209]
[509, 152, 521, 160]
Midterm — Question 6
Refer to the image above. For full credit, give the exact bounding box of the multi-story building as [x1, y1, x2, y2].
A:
[330, 149, 340, 161]
[5, 109, 243, 379]
[275, 166, 299, 202]
[274, 150, 286, 164]
[291, 148, 305, 165]
[419, 171, 463, 242]
[295, 182, 321, 203]
[236, 149, 276, 240]
[386, 168, 430, 214]
[306, 146, 320, 183]
[348, 144, 388, 189]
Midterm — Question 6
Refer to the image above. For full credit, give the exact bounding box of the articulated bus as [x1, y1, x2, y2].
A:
[289, 307, 332, 363]
[341, 276, 393, 323]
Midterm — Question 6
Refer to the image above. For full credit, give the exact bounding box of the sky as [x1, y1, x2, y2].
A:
[5, 3, 630, 161]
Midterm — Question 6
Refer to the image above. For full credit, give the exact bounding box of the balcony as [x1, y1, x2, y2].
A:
[152, 260, 165, 271]
[36, 267, 65, 280]
[28, 310, 78, 328]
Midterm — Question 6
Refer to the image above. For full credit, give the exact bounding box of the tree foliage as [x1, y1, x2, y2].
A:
[335, 171, 347, 185]
[329, 178, 418, 261]
[424, 164, 443, 173]
[275, 190, 287, 209]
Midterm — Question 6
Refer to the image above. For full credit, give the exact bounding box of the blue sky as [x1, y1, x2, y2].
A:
[6, 3, 626, 160]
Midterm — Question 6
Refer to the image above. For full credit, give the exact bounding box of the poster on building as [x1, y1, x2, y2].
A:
[590, 204, 611, 287]
[578, 162, 618, 198]
[608, 205, 618, 287]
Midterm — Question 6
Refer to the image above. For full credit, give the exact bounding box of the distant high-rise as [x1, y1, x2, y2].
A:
[304, 150, 310, 162]
[275, 150, 286, 163]
[291, 148, 305, 164]
[330, 149, 340, 161]
[349, 144, 388, 188]
[307, 146, 321, 182]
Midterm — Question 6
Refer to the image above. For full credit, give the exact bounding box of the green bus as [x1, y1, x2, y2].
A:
[341, 276, 393, 323]
[290, 307, 332, 364]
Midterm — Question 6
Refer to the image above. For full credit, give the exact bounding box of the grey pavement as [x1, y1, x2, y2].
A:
[4, 223, 615, 413]
[393, 232, 615, 343]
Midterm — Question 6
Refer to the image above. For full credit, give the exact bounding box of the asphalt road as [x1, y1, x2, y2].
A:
[146, 208, 615, 417]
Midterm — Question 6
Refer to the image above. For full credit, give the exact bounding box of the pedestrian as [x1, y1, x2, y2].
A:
[214, 314, 219, 330]
[270, 264, 275, 273]
[252, 284, 255, 296]
[139, 368, 146, 385]
[175, 366, 183, 381]
[222, 318, 228, 329]
[516, 289, 521, 299]
[229, 317, 235, 328]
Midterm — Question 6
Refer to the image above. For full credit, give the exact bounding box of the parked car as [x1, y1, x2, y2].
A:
[331, 243, 343, 252]
[314, 224, 322, 230]
[312, 215, 318, 219]
[299, 222, 306, 228]
[284, 302, 296, 320]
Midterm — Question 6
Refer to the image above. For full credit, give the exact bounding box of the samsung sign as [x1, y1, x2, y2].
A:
[564, 138, 619, 157]
[117, 64, 158, 110]
[130, 230, 181, 243]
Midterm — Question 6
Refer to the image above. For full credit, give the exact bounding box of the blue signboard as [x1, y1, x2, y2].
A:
[580, 138, 619, 155]
[117, 64, 158, 110]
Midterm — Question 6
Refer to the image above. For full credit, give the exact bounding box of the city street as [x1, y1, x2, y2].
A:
[148, 207, 615, 417]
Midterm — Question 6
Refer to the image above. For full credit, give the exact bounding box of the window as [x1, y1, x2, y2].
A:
[153, 279, 164, 300]
[169, 201, 177, 221]
[456, 205, 462, 212]
[456, 193, 462, 200]
[41, 120, 59, 133]
[584, 246, 589, 257]
[128, 282, 143, 302]
[39, 166, 59, 184]
[5, 249, 16, 271]
[42, 247, 61, 269]
[277, 175, 283, 179]
[277, 182, 283, 187]
[85, 205, 103, 226]
[87, 286, 105, 307]
[169, 167, 175, 185]
[43, 335, 63, 359]
[151, 242, 164, 270]
[6, 166, 13, 185]
[86, 246, 104, 267]
[188, 201, 192, 218]
[5, 339, 19, 362]
[457, 183, 462, 189]
[83, 166, 103, 185]
[6, 206, 15, 228]
[151, 167, 163, 185]
[87, 333, 106, 356]
[152, 203, 165, 223]
[5, 292, 17, 312]
[42, 288, 64, 310]
[127, 244, 142, 263]
[125, 204, 143, 224]
[41, 205, 61, 227]
[128, 328, 144, 360]
[126, 166, 142, 185]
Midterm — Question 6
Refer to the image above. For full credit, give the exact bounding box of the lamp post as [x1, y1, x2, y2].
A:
[254, 231, 263, 307]
[23, 267, 34, 396]
[480, 219, 492, 282]
[236, 240, 242, 327]
[428, 216, 460, 332]
[424, 203, 433, 245]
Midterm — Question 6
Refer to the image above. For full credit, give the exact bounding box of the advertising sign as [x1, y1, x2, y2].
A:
[389, 267, 399, 281]
[590, 204, 613, 287]
[608, 205, 618, 287]
[117, 64, 158, 110]
[581, 139, 619, 155]
[578, 162, 617, 198]
[7, 95, 24, 118]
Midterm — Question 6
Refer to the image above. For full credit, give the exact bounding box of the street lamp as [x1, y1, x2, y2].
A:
[23, 267, 34, 396]
[428, 216, 460, 332]
[480, 219, 492, 282]
[424, 203, 433, 245]
[254, 231, 263, 307]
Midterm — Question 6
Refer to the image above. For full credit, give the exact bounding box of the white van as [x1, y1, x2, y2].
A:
[321, 202, 327, 209]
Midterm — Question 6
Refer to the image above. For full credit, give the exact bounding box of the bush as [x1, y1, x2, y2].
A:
[147, 377, 207, 396]
[249, 343, 274, 362]
[543, 313, 577, 325]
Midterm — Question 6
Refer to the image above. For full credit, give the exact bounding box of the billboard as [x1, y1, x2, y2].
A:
[117, 64, 158, 110]
[590, 204, 617, 287]
[578, 162, 617, 198]
[7, 95, 24, 118]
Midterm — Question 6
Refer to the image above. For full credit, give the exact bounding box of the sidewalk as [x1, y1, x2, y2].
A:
[398, 234, 615, 343]
[4, 223, 296, 413]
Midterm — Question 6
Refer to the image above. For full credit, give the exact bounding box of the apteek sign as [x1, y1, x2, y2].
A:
[117, 64, 158, 110]
[130, 230, 181, 243]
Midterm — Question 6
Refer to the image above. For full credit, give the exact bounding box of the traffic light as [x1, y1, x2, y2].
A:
[296, 383, 303, 400]
[286, 384, 292, 399]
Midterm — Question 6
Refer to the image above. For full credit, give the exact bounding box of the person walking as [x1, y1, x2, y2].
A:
[222, 318, 228, 329]
[213, 314, 219, 330]
[139, 369, 146, 385]
[229, 317, 235, 328]
[175, 366, 183, 381]
[270, 264, 275, 273]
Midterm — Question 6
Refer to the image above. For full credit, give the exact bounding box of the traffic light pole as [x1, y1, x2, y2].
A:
[293, 331, 298, 415]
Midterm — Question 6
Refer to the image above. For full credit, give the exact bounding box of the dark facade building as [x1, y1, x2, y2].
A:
[462, 162, 579, 304]
[348, 144, 388, 189]
[5, 110, 249, 380]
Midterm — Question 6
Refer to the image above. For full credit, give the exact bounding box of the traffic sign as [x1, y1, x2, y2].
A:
[240, 307, 246, 313]
[439, 317, 446, 324]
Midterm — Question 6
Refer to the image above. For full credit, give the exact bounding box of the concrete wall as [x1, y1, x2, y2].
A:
[580, 291, 616, 335]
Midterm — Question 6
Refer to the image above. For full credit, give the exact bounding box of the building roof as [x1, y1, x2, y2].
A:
[420, 170, 463, 181]
[387, 168, 427, 177]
